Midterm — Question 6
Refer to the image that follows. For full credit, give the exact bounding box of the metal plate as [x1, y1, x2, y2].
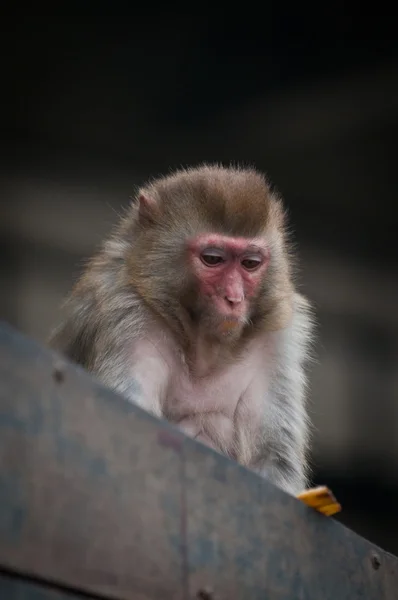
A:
[0, 572, 96, 600]
[0, 320, 397, 599]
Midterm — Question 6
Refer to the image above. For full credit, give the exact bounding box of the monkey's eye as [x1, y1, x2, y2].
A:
[200, 250, 225, 267]
[241, 256, 262, 271]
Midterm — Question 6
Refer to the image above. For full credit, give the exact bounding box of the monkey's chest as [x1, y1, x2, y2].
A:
[165, 361, 268, 461]
[167, 370, 246, 416]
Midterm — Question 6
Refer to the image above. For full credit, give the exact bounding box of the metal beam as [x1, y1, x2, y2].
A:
[0, 321, 397, 599]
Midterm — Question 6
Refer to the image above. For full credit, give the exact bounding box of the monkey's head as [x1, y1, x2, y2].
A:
[127, 165, 294, 342]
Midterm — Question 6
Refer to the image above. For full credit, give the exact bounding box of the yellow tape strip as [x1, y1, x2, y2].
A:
[297, 485, 342, 516]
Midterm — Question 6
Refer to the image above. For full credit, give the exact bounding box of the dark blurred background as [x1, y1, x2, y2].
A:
[1, 12, 398, 554]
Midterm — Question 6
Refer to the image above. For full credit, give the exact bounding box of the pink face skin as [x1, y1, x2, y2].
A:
[188, 234, 270, 324]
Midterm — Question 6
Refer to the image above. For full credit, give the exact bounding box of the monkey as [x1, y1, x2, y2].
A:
[49, 164, 314, 496]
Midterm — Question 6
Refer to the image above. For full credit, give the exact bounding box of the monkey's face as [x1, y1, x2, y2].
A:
[187, 233, 270, 338]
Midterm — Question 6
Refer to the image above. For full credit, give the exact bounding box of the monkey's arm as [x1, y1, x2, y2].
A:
[234, 385, 308, 496]
[250, 295, 312, 496]
[252, 403, 309, 496]
[49, 271, 167, 417]
[51, 313, 166, 417]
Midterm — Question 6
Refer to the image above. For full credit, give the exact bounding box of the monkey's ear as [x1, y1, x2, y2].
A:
[138, 193, 160, 226]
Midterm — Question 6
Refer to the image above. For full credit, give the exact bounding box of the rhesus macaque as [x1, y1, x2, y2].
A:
[50, 165, 313, 495]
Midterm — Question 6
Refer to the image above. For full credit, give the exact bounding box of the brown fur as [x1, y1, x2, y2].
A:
[124, 165, 293, 350]
[50, 164, 313, 495]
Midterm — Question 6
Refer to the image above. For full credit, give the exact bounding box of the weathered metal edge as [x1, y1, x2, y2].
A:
[0, 320, 397, 600]
[0, 569, 100, 599]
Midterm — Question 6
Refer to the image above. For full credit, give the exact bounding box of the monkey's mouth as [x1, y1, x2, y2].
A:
[218, 318, 242, 334]
[212, 296, 247, 321]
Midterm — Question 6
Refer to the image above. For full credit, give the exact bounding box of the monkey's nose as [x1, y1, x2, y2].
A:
[225, 295, 243, 306]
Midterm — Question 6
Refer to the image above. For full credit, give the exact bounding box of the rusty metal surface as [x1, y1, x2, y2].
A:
[0, 320, 397, 600]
